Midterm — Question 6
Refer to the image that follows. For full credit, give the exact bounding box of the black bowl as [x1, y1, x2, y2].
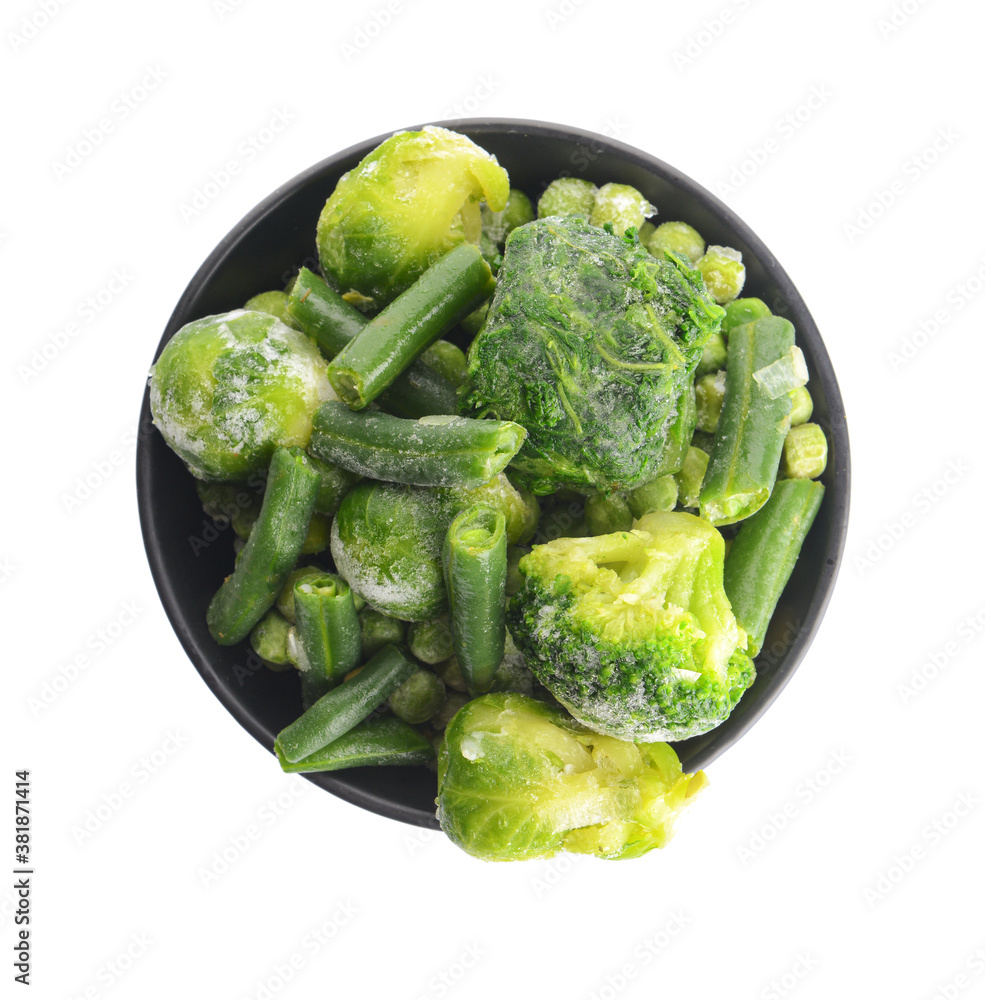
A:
[137, 119, 850, 830]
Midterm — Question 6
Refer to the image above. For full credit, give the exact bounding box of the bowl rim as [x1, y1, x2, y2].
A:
[136, 117, 851, 828]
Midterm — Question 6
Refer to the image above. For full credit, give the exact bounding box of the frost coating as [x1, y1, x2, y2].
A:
[149, 309, 334, 481]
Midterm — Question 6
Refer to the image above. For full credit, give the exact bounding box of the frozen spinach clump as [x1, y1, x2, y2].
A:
[461, 216, 724, 494]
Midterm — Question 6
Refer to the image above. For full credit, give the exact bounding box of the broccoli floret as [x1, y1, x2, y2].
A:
[507, 511, 754, 741]
[461, 216, 724, 494]
[437, 692, 707, 862]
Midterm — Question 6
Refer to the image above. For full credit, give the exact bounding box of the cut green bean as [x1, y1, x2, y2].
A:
[722, 297, 771, 336]
[309, 401, 526, 488]
[287, 267, 459, 417]
[293, 573, 362, 684]
[299, 665, 333, 709]
[783, 423, 828, 479]
[327, 243, 495, 410]
[626, 474, 678, 519]
[275, 644, 417, 763]
[388, 669, 446, 724]
[723, 478, 825, 656]
[443, 505, 508, 694]
[585, 492, 633, 535]
[275, 565, 324, 624]
[207, 447, 319, 645]
[275, 716, 433, 773]
[700, 317, 795, 526]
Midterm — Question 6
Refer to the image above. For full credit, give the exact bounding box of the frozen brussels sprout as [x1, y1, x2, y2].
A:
[437, 693, 707, 861]
[316, 126, 509, 310]
[149, 309, 333, 481]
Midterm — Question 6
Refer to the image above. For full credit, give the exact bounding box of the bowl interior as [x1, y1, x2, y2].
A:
[137, 119, 850, 829]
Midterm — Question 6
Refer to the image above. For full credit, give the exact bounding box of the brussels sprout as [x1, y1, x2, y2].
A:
[330, 474, 533, 621]
[331, 481, 456, 620]
[437, 693, 707, 861]
[316, 126, 509, 310]
[149, 309, 334, 481]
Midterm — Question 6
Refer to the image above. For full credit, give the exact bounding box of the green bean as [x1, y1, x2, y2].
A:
[275, 644, 417, 763]
[359, 608, 406, 658]
[585, 492, 633, 535]
[388, 669, 446, 724]
[700, 317, 795, 526]
[722, 297, 771, 335]
[293, 573, 362, 684]
[443, 505, 508, 694]
[407, 616, 455, 665]
[327, 243, 495, 409]
[275, 716, 433, 773]
[626, 474, 678, 519]
[308, 401, 526, 488]
[723, 478, 825, 656]
[207, 447, 319, 645]
[275, 565, 324, 623]
[287, 267, 459, 418]
[299, 666, 333, 710]
[782, 423, 828, 479]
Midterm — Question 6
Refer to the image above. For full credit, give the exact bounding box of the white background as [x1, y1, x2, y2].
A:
[5, 0, 984, 997]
